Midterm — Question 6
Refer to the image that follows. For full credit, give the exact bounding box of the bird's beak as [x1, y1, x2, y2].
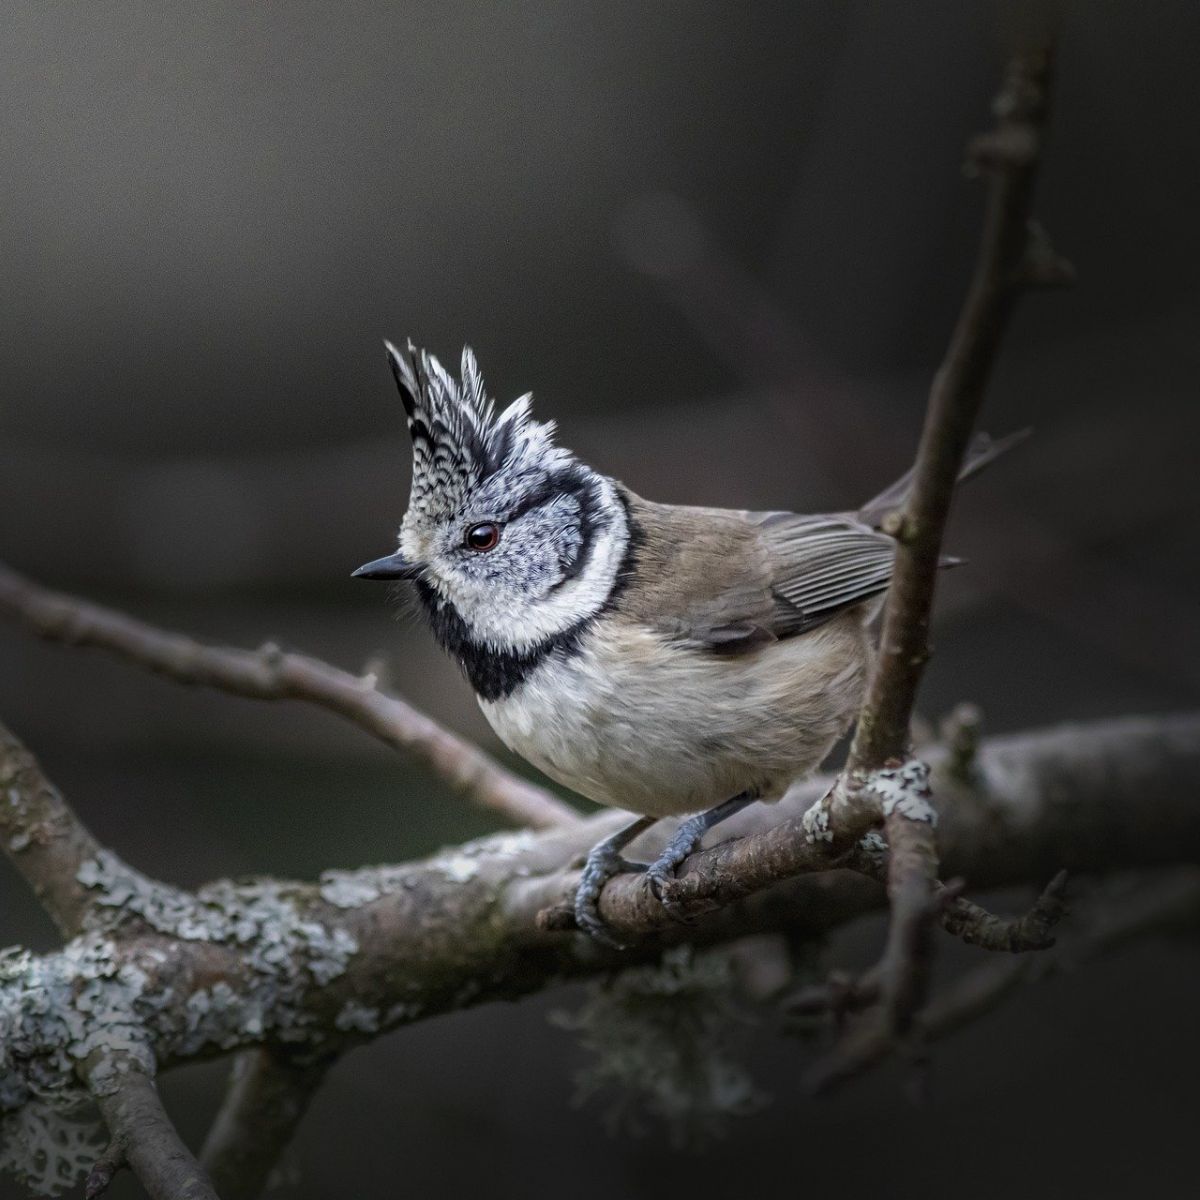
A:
[351, 552, 423, 581]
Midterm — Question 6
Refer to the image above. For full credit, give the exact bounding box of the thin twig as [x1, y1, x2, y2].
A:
[823, 39, 1063, 1054]
[91, 1063, 219, 1200]
[801, 869, 1200, 1093]
[848, 42, 1060, 771]
[788, 873, 1069, 1018]
[0, 559, 577, 831]
[0, 720, 104, 937]
[84, 1141, 124, 1199]
[942, 870, 1069, 951]
[200, 1048, 330, 1200]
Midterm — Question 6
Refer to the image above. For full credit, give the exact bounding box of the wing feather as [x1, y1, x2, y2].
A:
[618, 494, 897, 653]
[759, 513, 896, 636]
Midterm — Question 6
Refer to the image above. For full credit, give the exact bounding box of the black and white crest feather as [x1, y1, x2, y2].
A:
[385, 339, 570, 519]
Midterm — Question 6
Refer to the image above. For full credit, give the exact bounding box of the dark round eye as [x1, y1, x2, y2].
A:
[465, 522, 502, 552]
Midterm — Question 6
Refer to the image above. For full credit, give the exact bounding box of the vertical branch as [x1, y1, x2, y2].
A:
[849, 42, 1060, 771]
[200, 1049, 330, 1200]
[834, 40, 1065, 1047]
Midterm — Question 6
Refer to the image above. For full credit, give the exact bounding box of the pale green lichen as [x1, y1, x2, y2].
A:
[551, 946, 765, 1148]
[334, 1000, 381, 1034]
[465, 830, 537, 859]
[857, 829, 889, 869]
[0, 1100, 106, 1198]
[429, 829, 538, 882]
[316, 864, 417, 909]
[75, 852, 358, 993]
[429, 852, 480, 883]
[0, 854, 365, 1195]
[871, 760, 936, 825]
[0, 936, 149, 1195]
[319, 873, 383, 909]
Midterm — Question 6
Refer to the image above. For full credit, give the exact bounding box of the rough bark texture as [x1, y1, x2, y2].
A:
[92, 1066, 218, 1200]
[1, 712, 1196, 1097]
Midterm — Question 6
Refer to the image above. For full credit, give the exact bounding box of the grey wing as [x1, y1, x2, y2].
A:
[757, 512, 897, 637]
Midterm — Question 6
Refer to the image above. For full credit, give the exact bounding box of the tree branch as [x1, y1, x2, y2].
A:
[797, 868, 1200, 1094]
[0, 559, 577, 831]
[0, 721, 104, 937]
[941, 870, 1068, 951]
[200, 1048, 330, 1200]
[0, 710, 1195, 1197]
[849, 42, 1058, 771]
[785, 873, 1069, 1019]
[89, 1061, 218, 1200]
[821, 38, 1064, 1051]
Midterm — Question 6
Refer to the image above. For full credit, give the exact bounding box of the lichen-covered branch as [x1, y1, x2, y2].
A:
[0, 722, 104, 938]
[0, 560, 577, 831]
[0, 711, 1196, 1194]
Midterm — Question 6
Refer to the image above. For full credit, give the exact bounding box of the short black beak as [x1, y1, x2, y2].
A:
[351, 552, 422, 581]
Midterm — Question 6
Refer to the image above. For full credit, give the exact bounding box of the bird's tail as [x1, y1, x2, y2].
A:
[857, 428, 1030, 530]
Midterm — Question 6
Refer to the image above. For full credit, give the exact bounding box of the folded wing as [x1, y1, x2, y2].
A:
[757, 512, 896, 637]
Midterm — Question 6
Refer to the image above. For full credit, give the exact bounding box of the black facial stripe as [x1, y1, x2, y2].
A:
[489, 465, 602, 589]
[548, 473, 604, 589]
[501, 464, 591, 525]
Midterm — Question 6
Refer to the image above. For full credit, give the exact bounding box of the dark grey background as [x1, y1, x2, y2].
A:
[1, 2, 1197, 1197]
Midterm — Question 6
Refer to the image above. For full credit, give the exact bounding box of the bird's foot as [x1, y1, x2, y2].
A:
[645, 814, 708, 916]
[644, 792, 758, 918]
[573, 843, 647, 948]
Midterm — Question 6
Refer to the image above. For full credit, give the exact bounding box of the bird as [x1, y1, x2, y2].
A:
[354, 340, 1021, 945]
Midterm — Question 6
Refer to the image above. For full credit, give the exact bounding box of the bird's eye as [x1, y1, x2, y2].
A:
[465, 522, 502, 552]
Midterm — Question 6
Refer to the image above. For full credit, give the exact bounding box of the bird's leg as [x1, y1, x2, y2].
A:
[646, 791, 758, 907]
[574, 815, 657, 947]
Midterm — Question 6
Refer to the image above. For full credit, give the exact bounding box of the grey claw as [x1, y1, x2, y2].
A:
[645, 863, 674, 903]
[573, 849, 646, 947]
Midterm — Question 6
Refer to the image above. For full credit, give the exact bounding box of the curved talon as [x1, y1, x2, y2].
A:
[645, 851, 697, 922]
[646, 862, 682, 904]
[644, 870, 697, 925]
[572, 815, 657, 946]
[644, 792, 758, 921]
[573, 854, 646, 947]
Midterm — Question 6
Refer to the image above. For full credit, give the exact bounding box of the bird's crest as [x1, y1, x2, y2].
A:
[385, 339, 569, 518]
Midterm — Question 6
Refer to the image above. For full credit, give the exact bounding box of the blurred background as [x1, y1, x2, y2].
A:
[1, 2, 1198, 1197]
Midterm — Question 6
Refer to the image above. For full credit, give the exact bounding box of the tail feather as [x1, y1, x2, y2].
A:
[857, 428, 1030, 529]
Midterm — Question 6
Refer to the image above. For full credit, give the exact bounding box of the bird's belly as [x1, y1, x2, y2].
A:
[478, 617, 868, 818]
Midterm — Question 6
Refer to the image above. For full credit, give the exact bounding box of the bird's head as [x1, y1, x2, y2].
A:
[354, 340, 630, 656]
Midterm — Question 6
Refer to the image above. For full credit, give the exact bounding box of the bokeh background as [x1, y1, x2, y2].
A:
[2, 2, 1198, 1197]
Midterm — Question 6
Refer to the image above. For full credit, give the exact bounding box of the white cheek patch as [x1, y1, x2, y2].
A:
[449, 477, 629, 653]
